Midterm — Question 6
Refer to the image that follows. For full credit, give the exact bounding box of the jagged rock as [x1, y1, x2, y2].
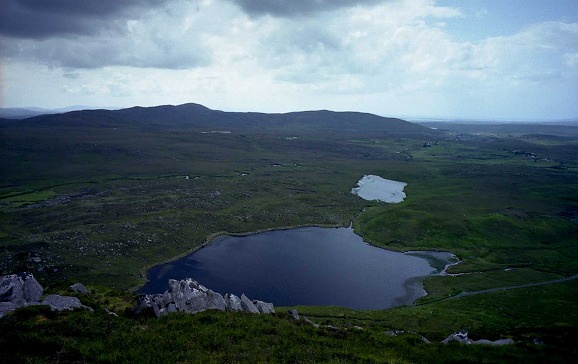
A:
[240, 294, 260, 314]
[0, 272, 43, 307]
[353, 326, 363, 331]
[70, 283, 89, 295]
[135, 279, 273, 318]
[207, 290, 226, 311]
[442, 330, 514, 346]
[42, 294, 92, 312]
[253, 300, 275, 314]
[0, 272, 44, 318]
[442, 329, 471, 344]
[288, 309, 300, 321]
[225, 294, 243, 311]
[419, 335, 430, 344]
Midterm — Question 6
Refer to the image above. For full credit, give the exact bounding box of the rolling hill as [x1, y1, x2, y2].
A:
[6, 103, 433, 136]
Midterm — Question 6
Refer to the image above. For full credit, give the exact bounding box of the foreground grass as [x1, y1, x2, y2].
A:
[2, 299, 575, 364]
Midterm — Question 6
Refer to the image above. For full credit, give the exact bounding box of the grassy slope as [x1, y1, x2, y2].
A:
[1, 296, 576, 363]
[1, 111, 578, 361]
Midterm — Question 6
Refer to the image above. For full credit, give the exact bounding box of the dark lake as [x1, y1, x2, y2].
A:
[140, 227, 449, 310]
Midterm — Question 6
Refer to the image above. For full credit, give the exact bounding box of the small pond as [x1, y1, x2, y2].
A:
[140, 227, 455, 310]
[351, 175, 407, 203]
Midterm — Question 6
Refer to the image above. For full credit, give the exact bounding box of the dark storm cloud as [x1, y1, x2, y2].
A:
[232, 0, 386, 17]
[0, 0, 210, 70]
[0, 0, 172, 38]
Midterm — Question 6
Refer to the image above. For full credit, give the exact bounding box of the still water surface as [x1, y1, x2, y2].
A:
[140, 227, 439, 309]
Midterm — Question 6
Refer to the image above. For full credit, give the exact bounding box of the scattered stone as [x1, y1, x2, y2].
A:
[353, 326, 363, 331]
[384, 330, 429, 343]
[105, 308, 118, 317]
[488, 339, 514, 346]
[303, 317, 319, 328]
[472, 339, 493, 345]
[288, 309, 300, 321]
[533, 338, 545, 346]
[70, 283, 89, 295]
[442, 330, 514, 346]
[42, 294, 92, 312]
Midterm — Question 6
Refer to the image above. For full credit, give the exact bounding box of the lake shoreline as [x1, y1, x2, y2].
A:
[138, 225, 459, 310]
[133, 222, 347, 293]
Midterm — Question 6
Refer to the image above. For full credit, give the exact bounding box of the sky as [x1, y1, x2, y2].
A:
[1, 0, 577, 120]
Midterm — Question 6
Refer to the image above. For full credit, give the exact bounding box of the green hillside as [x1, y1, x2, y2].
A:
[1, 104, 577, 362]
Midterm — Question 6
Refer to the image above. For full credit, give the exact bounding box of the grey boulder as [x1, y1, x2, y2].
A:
[0, 272, 43, 307]
[253, 300, 275, 314]
[0, 272, 44, 318]
[42, 294, 92, 312]
[240, 294, 260, 314]
[442, 329, 471, 344]
[288, 309, 300, 321]
[442, 330, 514, 346]
[70, 283, 89, 295]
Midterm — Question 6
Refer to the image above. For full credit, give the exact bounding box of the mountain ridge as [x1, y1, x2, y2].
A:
[7, 103, 433, 135]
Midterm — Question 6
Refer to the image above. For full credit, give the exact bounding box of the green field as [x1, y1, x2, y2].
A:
[1, 108, 577, 361]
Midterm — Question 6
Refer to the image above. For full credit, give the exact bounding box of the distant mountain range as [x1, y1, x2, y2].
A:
[0, 103, 431, 136]
[0, 106, 113, 119]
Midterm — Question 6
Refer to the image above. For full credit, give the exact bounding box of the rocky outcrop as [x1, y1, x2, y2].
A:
[0, 272, 43, 308]
[0, 273, 91, 318]
[1, 273, 43, 318]
[441, 330, 514, 345]
[135, 278, 274, 317]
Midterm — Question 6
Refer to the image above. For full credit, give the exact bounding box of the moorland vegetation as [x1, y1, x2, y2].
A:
[1, 104, 577, 362]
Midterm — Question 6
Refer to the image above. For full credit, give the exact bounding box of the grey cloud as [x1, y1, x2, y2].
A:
[232, 0, 385, 17]
[1, 35, 210, 70]
[0, 0, 172, 38]
[0, 0, 209, 70]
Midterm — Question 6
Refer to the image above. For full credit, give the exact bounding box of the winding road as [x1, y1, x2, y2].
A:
[441, 274, 578, 302]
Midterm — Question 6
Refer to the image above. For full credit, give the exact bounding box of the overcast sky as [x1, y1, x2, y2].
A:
[1, 0, 577, 120]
